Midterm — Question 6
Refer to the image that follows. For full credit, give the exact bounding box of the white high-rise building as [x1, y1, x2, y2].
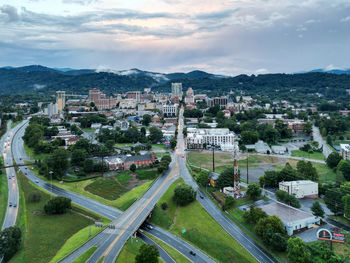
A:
[186, 128, 237, 150]
[171, 83, 183, 97]
[45, 103, 58, 117]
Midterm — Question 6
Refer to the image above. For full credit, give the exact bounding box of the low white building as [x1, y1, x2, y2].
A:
[259, 201, 319, 236]
[246, 140, 271, 154]
[340, 144, 350, 160]
[272, 145, 286, 154]
[186, 128, 237, 149]
[279, 180, 318, 199]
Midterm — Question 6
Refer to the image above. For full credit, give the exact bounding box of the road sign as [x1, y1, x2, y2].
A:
[317, 228, 345, 243]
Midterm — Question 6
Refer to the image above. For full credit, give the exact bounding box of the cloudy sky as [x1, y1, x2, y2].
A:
[1, 0, 350, 75]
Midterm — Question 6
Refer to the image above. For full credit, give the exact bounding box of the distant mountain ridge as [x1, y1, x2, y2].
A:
[303, 68, 350, 74]
[0, 65, 226, 83]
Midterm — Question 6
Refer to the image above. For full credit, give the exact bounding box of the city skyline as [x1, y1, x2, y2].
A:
[1, 0, 350, 75]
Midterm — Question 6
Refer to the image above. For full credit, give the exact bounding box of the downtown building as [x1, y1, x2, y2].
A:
[171, 83, 183, 98]
[206, 96, 228, 108]
[186, 128, 237, 150]
[89, 88, 116, 110]
[162, 103, 178, 117]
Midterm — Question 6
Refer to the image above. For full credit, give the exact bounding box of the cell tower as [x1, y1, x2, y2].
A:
[233, 138, 240, 198]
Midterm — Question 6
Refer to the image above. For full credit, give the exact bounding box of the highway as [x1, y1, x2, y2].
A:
[1, 121, 20, 231]
[177, 107, 279, 263]
[12, 120, 214, 263]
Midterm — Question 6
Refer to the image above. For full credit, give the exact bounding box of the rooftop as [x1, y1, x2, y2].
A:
[259, 202, 315, 223]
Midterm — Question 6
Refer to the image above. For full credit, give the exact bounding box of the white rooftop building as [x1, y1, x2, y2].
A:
[340, 144, 350, 160]
[279, 180, 318, 199]
[186, 128, 237, 150]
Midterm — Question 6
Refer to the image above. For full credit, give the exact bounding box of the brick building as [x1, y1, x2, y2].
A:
[124, 153, 156, 170]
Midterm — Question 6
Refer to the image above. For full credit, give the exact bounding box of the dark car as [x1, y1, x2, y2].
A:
[200, 195, 204, 199]
[9, 202, 12, 207]
[189, 251, 196, 256]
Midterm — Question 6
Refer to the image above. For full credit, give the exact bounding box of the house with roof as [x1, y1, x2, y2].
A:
[245, 140, 271, 154]
[124, 153, 156, 170]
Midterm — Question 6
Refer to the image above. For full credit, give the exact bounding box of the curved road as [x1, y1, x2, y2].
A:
[12, 120, 214, 263]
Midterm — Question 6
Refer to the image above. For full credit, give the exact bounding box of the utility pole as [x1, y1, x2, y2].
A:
[246, 153, 249, 184]
[212, 144, 215, 172]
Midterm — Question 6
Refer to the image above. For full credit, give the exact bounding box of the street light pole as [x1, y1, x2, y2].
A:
[49, 171, 53, 199]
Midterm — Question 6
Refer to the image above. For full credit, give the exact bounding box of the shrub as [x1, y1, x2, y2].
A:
[44, 196, 72, 215]
[161, 202, 168, 210]
[130, 163, 136, 172]
[173, 184, 196, 206]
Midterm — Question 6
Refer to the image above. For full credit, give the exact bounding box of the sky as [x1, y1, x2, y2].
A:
[1, 0, 350, 75]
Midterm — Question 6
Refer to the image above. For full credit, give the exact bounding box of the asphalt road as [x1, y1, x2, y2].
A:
[312, 125, 333, 158]
[12, 120, 215, 263]
[1, 121, 19, 231]
[178, 107, 279, 263]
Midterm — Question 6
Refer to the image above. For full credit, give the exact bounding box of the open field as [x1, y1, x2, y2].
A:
[151, 178, 257, 263]
[188, 151, 280, 173]
[85, 177, 128, 200]
[29, 164, 154, 211]
[9, 172, 94, 263]
[291, 150, 325, 160]
[0, 159, 8, 227]
[144, 232, 191, 263]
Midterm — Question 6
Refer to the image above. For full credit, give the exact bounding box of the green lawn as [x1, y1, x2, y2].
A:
[29, 164, 154, 211]
[82, 128, 96, 133]
[152, 144, 167, 150]
[72, 247, 97, 263]
[0, 160, 8, 227]
[85, 178, 128, 200]
[151, 178, 257, 263]
[9, 172, 95, 263]
[155, 152, 171, 159]
[135, 169, 158, 180]
[10, 121, 21, 129]
[313, 163, 337, 183]
[115, 237, 163, 263]
[24, 144, 50, 161]
[291, 150, 325, 160]
[144, 232, 191, 263]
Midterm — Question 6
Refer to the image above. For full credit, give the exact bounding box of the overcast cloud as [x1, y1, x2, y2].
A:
[0, 0, 350, 75]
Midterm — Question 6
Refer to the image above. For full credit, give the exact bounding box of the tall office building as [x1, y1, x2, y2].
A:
[171, 83, 183, 98]
[88, 88, 116, 110]
[56, 91, 66, 112]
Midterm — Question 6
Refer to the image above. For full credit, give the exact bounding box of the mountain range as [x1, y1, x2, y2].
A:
[0, 65, 350, 104]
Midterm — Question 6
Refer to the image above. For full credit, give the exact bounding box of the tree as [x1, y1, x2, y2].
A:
[240, 130, 259, 145]
[173, 184, 196, 206]
[287, 237, 311, 263]
[83, 159, 94, 173]
[338, 160, 350, 181]
[343, 194, 350, 219]
[311, 201, 325, 220]
[149, 127, 163, 144]
[71, 149, 87, 166]
[170, 138, 177, 149]
[161, 155, 171, 164]
[326, 135, 333, 146]
[255, 215, 285, 240]
[124, 127, 141, 143]
[197, 171, 209, 187]
[44, 196, 72, 214]
[130, 163, 136, 172]
[326, 152, 342, 169]
[265, 230, 287, 251]
[324, 188, 344, 215]
[216, 168, 235, 189]
[142, 114, 152, 126]
[47, 148, 69, 180]
[223, 196, 236, 210]
[243, 205, 267, 224]
[0, 226, 22, 261]
[275, 190, 301, 208]
[296, 161, 318, 181]
[135, 244, 159, 263]
[246, 183, 261, 201]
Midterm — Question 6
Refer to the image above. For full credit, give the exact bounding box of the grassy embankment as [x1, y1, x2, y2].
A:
[144, 232, 191, 263]
[115, 237, 164, 263]
[24, 144, 157, 211]
[9, 172, 104, 263]
[151, 178, 257, 263]
[291, 150, 325, 160]
[0, 157, 8, 227]
[71, 247, 97, 263]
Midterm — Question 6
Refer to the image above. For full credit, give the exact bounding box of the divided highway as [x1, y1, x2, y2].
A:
[12, 120, 215, 263]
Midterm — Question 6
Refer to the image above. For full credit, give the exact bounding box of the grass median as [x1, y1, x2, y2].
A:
[71, 247, 97, 263]
[144, 232, 191, 263]
[8, 172, 96, 263]
[291, 150, 325, 160]
[0, 159, 8, 227]
[151, 178, 257, 263]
